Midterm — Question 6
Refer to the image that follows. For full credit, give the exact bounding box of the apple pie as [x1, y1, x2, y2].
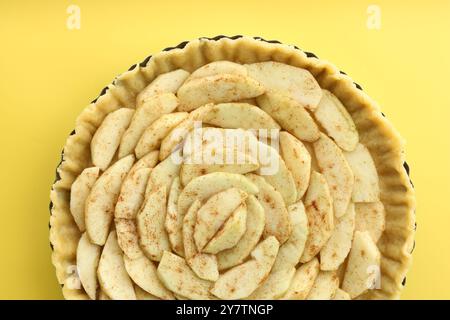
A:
[50, 36, 415, 300]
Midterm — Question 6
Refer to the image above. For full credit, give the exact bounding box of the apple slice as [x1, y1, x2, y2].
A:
[194, 188, 247, 251]
[204, 102, 280, 130]
[333, 288, 351, 300]
[115, 168, 151, 219]
[182, 127, 259, 164]
[257, 92, 319, 142]
[97, 231, 136, 300]
[123, 255, 174, 300]
[183, 125, 258, 146]
[203, 203, 247, 254]
[182, 200, 219, 281]
[159, 104, 214, 160]
[306, 271, 339, 300]
[344, 143, 380, 202]
[282, 258, 320, 300]
[304, 142, 320, 172]
[180, 200, 201, 261]
[145, 149, 181, 196]
[313, 133, 354, 218]
[245, 174, 292, 244]
[127, 150, 159, 178]
[70, 167, 100, 231]
[238, 97, 257, 105]
[185, 257, 219, 284]
[314, 90, 359, 152]
[342, 231, 381, 298]
[246, 61, 322, 110]
[211, 236, 280, 300]
[337, 258, 348, 284]
[180, 127, 259, 185]
[157, 251, 213, 300]
[136, 69, 190, 107]
[177, 73, 265, 112]
[98, 291, 110, 300]
[247, 267, 295, 300]
[180, 156, 259, 186]
[135, 286, 159, 300]
[320, 202, 356, 271]
[165, 177, 184, 256]
[187, 61, 247, 81]
[272, 201, 308, 272]
[115, 219, 142, 260]
[216, 195, 265, 270]
[256, 141, 298, 205]
[135, 112, 188, 159]
[91, 108, 134, 170]
[85, 155, 134, 245]
[119, 93, 179, 157]
[279, 132, 311, 200]
[137, 186, 170, 261]
[354, 201, 385, 242]
[300, 171, 334, 263]
[76, 232, 101, 299]
[177, 172, 259, 217]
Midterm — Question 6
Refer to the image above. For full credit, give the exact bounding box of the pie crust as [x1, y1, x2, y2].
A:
[49, 36, 415, 300]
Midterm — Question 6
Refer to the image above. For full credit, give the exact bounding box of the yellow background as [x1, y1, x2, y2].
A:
[0, 0, 449, 299]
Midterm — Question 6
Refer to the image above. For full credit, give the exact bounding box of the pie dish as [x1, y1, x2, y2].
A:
[49, 36, 415, 300]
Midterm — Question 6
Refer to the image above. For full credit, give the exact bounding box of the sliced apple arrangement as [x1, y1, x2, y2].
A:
[71, 61, 385, 300]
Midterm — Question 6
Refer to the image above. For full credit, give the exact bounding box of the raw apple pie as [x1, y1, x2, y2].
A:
[49, 36, 415, 300]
